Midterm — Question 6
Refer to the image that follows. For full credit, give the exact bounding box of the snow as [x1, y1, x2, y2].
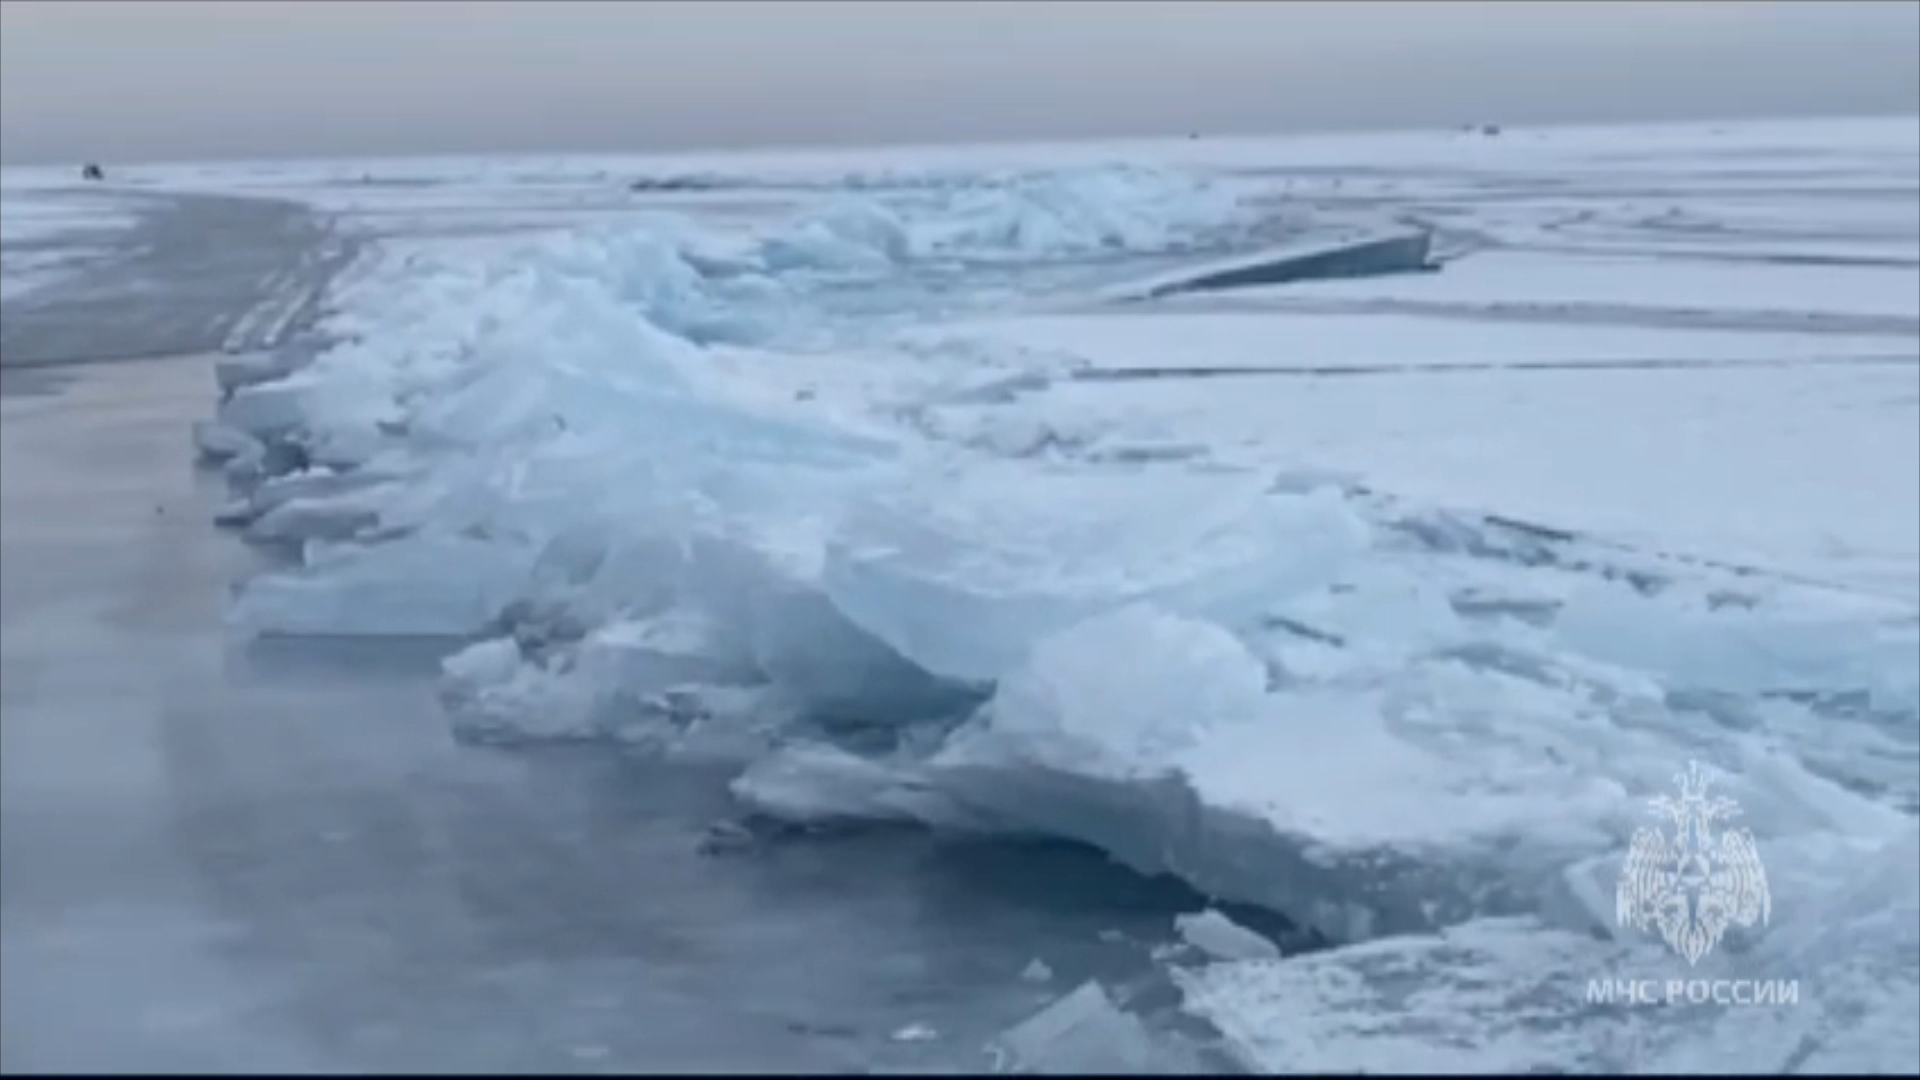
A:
[0, 180, 144, 297]
[0, 251, 86, 302]
[920, 311, 1916, 373]
[907, 343, 1920, 603]
[164, 116, 1920, 1073]
[0, 190, 140, 302]
[0, 193, 136, 244]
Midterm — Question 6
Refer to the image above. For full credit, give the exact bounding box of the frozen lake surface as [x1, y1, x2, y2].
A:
[4, 115, 1916, 1073]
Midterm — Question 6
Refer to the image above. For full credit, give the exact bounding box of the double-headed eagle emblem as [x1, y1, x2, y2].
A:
[1616, 761, 1772, 965]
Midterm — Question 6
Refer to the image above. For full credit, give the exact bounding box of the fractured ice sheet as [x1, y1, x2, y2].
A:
[728, 743, 981, 829]
[914, 603, 1916, 946]
[993, 980, 1196, 1075]
[1173, 909, 1281, 963]
[438, 611, 762, 745]
[822, 468, 1371, 684]
[229, 532, 541, 637]
[424, 525, 968, 731]
[1546, 583, 1920, 715]
[1176, 826, 1920, 1075]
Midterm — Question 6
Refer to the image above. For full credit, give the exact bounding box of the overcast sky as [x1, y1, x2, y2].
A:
[2, 0, 1915, 165]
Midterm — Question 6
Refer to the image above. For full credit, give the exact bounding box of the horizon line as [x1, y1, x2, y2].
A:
[5, 106, 1916, 173]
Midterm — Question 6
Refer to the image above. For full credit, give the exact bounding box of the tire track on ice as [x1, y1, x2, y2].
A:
[0, 188, 357, 369]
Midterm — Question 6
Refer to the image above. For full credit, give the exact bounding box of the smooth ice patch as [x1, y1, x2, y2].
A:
[822, 472, 1370, 684]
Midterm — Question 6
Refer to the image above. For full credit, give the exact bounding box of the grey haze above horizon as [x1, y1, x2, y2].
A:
[2, 0, 1916, 166]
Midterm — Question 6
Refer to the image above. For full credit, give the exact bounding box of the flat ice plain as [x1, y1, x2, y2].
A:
[4, 115, 1917, 1073]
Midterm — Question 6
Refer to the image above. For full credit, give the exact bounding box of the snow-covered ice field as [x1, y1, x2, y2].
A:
[0, 183, 141, 303]
[15, 115, 1918, 1072]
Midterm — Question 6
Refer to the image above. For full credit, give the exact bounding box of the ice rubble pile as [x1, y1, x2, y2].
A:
[205, 163, 1260, 710]
[200, 163, 1918, 1073]
[749, 166, 1250, 283]
[906, 166, 1248, 261]
[727, 164, 1250, 278]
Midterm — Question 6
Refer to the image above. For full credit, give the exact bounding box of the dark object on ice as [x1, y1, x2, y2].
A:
[629, 175, 717, 193]
[1144, 230, 1438, 299]
[1480, 124, 1502, 137]
[81, 162, 104, 181]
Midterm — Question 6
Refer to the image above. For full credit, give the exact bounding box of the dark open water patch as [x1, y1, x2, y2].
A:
[208, 627, 1274, 1072]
